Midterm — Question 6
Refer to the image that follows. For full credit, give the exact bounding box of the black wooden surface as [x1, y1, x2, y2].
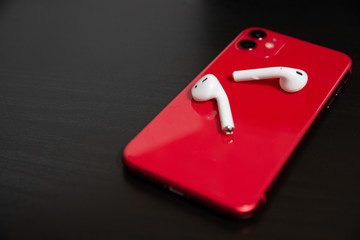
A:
[1, 1, 359, 239]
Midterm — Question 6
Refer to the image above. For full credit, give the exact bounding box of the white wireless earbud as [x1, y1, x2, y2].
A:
[232, 67, 308, 92]
[191, 74, 235, 135]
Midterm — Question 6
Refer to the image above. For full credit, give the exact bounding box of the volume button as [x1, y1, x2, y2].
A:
[327, 97, 335, 109]
[168, 186, 185, 197]
[335, 84, 343, 97]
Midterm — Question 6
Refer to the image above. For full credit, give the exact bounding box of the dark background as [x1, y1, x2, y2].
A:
[0, 0, 359, 239]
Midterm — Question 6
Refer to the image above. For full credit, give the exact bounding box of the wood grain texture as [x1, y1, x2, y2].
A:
[0, 0, 359, 239]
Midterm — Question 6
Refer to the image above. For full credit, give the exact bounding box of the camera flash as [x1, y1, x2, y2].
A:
[265, 42, 274, 49]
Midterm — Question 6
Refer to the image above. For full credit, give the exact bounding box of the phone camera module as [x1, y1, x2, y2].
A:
[250, 30, 267, 39]
[239, 40, 256, 50]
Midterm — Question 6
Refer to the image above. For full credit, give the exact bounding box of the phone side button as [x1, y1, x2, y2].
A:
[168, 186, 185, 197]
[335, 84, 343, 97]
[326, 97, 335, 109]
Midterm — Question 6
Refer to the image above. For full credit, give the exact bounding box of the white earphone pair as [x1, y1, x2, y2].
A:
[191, 67, 308, 135]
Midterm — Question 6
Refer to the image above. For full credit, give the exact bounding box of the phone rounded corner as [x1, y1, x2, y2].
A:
[339, 51, 352, 67]
[122, 144, 135, 169]
[336, 51, 353, 77]
[230, 199, 265, 219]
[345, 54, 353, 72]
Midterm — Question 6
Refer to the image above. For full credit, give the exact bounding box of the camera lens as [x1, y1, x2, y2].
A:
[250, 30, 267, 39]
[239, 40, 256, 49]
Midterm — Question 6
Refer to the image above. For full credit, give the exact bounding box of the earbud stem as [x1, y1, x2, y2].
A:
[216, 90, 234, 135]
[233, 67, 284, 81]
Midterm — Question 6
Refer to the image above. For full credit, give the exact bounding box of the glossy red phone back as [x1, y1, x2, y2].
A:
[123, 28, 352, 217]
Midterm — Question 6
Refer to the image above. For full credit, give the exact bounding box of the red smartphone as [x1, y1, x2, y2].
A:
[123, 27, 352, 218]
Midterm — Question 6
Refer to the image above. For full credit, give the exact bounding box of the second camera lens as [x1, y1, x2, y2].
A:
[250, 30, 267, 39]
[239, 40, 256, 49]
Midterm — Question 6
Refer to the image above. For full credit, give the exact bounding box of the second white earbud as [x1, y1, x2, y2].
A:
[191, 74, 235, 135]
[232, 67, 308, 92]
